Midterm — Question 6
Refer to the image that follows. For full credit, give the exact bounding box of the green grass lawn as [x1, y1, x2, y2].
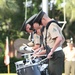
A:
[0, 73, 65, 75]
[0, 73, 17, 75]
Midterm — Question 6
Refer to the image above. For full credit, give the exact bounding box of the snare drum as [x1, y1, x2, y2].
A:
[15, 62, 41, 75]
[15, 60, 24, 70]
[40, 64, 48, 71]
[40, 64, 49, 75]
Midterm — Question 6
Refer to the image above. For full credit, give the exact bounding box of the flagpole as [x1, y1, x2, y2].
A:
[7, 64, 10, 74]
[7, 36, 10, 74]
[4, 36, 10, 74]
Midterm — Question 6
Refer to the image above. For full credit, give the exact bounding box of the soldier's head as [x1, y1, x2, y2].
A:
[33, 10, 50, 26]
[66, 39, 74, 50]
[21, 14, 37, 33]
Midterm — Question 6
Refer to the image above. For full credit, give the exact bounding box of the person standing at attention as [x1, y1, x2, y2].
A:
[63, 39, 75, 75]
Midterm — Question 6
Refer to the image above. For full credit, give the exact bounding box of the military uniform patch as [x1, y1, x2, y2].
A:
[36, 36, 39, 38]
[53, 28, 57, 32]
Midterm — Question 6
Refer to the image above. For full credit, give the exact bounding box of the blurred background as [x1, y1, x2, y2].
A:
[0, 0, 75, 73]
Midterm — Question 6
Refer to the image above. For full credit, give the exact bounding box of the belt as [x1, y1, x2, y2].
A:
[66, 59, 75, 61]
[54, 47, 62, 52]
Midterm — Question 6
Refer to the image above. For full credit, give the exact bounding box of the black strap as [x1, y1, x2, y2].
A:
[45, 21, 51, 45]
[41, 26, 45, 33]
[46, 20, 60, 29]
[31, 33, 33, 40]
[40, 35, 43, 46]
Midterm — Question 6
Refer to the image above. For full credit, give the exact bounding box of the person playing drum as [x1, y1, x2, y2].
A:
[20, 14, 41, 51]
[29, 10, 65, 75]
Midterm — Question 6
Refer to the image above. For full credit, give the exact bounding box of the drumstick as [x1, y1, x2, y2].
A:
[31, 49, 45, 57]
[38, 58, 48, 64]
[30, 54, 47, 61]
[34, 54, 47, 57]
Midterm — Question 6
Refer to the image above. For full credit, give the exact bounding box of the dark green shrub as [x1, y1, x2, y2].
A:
[0, 57, 25, 73]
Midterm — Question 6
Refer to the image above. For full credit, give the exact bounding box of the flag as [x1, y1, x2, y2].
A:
[4, 36, 10, 66]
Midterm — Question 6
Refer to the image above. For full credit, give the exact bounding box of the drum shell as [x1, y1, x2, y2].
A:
[15, 60, 24, 70]
[16, 64, 41, 75]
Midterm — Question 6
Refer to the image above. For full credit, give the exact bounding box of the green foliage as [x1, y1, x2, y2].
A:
[0, 42, 5, 57]
[0, 57, 7, 73]
[0, 0, 26, 42]
[0, 57, 25, 73]
[0, 0, 43, 44]
[0, 0, 75, 60]
[65, 0, 75, 21]
[56, 0, 63, 9]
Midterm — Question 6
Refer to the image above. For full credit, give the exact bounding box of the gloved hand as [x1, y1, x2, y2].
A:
[19, 43, 34, 52]
[25, 46, 33, 52]
[19, 45, 27, 51]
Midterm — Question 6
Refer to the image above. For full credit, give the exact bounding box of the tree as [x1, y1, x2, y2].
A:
[64, 0, 75, 40]
[55, 0, 75, 42]
[0, 0, 25, 42]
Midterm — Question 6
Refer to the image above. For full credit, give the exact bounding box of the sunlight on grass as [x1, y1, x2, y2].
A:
[0, 73, 17, 75]
[0, 73, 65, 75]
